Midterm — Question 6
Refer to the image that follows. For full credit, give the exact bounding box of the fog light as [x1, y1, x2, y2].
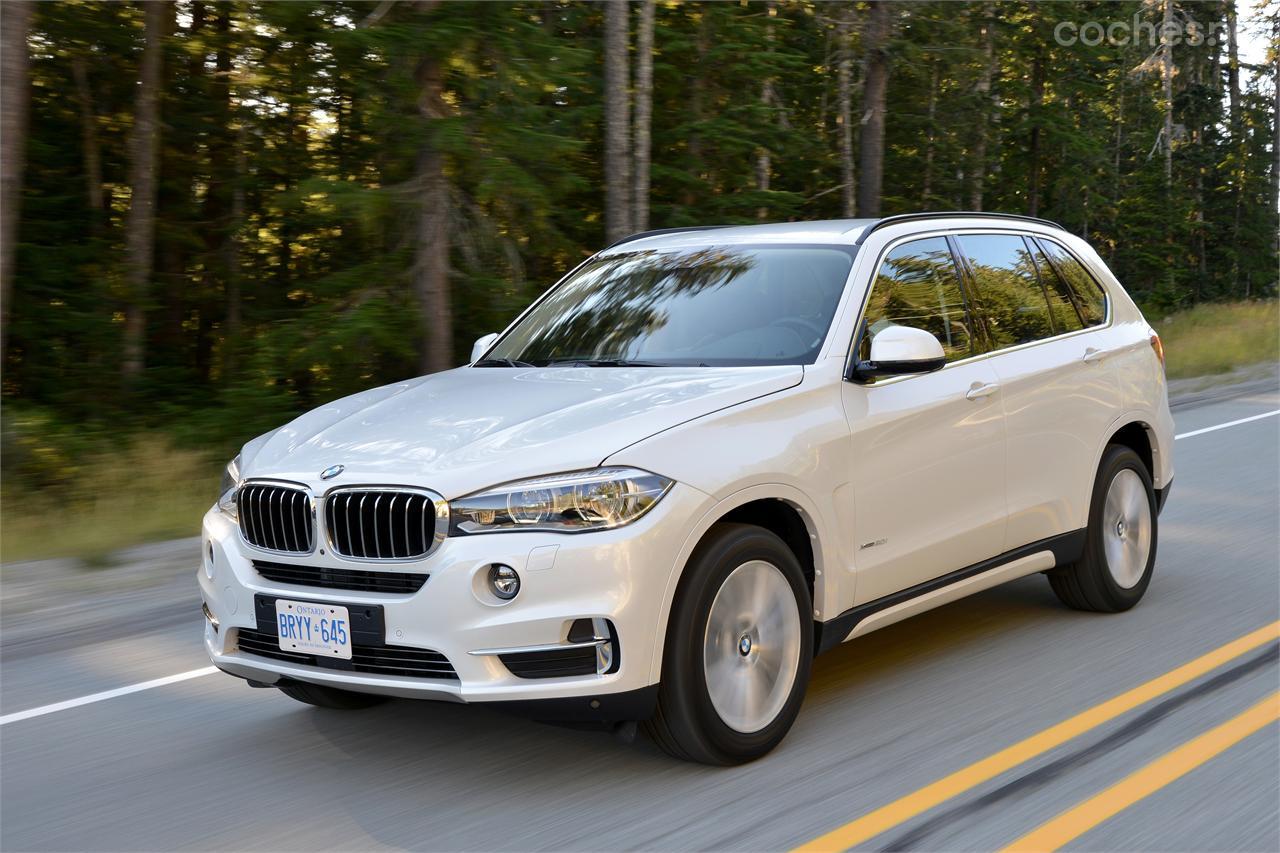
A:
[488, 564, 520, 600]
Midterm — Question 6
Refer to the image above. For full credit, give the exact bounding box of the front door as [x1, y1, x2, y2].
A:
[841, 235, 1008, 605]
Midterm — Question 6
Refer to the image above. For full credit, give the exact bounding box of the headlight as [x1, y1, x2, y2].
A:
[449, 467, 673, 534]
[217, 454, 241, 519]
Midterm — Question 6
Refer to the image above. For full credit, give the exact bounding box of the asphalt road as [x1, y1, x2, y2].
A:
[3, 389, 1278, 852]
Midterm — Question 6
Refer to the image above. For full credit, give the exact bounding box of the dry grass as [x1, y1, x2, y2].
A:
[1151, 300, 1279, 380]
[1, 436, 219, 564]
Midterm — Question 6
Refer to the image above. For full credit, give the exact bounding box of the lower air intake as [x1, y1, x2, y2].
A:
[236, 628, 457, 680]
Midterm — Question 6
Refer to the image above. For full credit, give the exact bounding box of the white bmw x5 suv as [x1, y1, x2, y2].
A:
[201, 212, 1174, 764]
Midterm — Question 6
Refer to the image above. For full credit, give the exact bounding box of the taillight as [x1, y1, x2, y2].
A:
[1150, 333, 1165, 371]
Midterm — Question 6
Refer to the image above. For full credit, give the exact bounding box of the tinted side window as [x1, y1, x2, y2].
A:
[860, 237, 974, 363]
[1039, 239, 1107, 326]
[958, 234, 1054, 348]
[1027, 239, 1085, 333]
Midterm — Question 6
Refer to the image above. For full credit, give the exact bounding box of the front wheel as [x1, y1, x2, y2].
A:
[644, 523, 812, 765]
[1049, 444, 1157, 612]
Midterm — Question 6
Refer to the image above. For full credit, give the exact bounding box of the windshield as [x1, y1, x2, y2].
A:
[481, 245, 855, 367]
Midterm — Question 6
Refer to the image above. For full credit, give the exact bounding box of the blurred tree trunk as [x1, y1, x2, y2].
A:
[1226, 3, 1242, 294]
[921, 63, 937, 206]
[755, 1, 775, 221]
[1027, 51, 1044, 217]
[1159, 0, 1174, 295]
[836, 6, 855, 218]
[1191, 56, 1205, 296]
[857, 0, 891, 218]
[205, 5, 234, 381]
[415, 4, 451, 374]
[122, 1, 166, 382]
[1160, 0, 1173, 193]
[683, 14, 709, 209]
[0, 0, 33, 357]
[71, 55, 105, 234]
[224, 127, 245, 378]
[1226, 3, 1240, 129]
[159, 4, 196, 365]
[968, 2, 995, 211]
[1112, 73, 1124, 243]
[1273, 52, 1279, 266]
[603, 0, 631, 241]
[633, 0, 654, 232]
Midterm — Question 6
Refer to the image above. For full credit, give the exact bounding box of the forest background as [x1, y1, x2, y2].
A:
[1, 0, 1276, 559]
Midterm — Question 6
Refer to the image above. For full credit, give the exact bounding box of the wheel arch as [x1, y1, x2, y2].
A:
[649, 485, 834, 684]
[1079, 414, 1164, 530]
[1107, 420, 1155, 479]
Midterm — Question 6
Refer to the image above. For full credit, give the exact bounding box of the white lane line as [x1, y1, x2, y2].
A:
[0, 666, 217, 725]
[3, 409, 1278, 726]
[1175, 409, 1280, 440]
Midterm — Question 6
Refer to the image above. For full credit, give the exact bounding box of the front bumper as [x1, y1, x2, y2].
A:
[200, 482, 706, 715]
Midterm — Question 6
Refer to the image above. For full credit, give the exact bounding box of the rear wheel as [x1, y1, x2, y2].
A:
[278, 682, 388, 710]
[1049, 445, 1157, 612]
[644, 523, 812, 765]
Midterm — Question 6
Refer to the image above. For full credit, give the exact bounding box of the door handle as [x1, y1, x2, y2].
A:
[965, 381, 1000, 401]
[1082, 346, 1107, 364]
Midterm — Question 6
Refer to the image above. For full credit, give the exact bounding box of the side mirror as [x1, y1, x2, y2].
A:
[850, 325, 947, 381]
[470, 332, 499, 364]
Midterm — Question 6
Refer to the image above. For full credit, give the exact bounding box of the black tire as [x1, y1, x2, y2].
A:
[1048, 444, 1157, 612]
[643, 523, 813, 765]
[278, 682, 388, 710]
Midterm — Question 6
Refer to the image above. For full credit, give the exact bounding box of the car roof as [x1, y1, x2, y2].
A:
[600, 212, 1066, 254]
[600, 220, 876, 253]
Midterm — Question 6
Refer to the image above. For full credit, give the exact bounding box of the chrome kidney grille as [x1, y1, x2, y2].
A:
[238, 483, 314, 554]
[324, 489, 443, 561]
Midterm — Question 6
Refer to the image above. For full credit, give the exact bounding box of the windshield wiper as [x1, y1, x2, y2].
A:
[473, 357, 535, 368]
[542, 357, 665, 367]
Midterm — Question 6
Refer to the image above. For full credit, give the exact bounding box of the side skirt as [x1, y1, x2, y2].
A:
[817, 529, 1086, 654]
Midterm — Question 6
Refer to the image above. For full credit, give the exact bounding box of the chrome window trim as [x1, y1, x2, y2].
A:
[237, 479, 317, 557]
[846, 226, 1116, 388]
[320, 484, 449, 564]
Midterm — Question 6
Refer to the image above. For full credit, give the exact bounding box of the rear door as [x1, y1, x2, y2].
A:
[841, 235, 1008, 604]
[955, 232, 1121, 551]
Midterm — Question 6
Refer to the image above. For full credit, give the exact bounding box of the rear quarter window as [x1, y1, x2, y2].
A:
[1038, 239, 1108, 326]
[1027, 239, 1086, 334]
[956, 234, 1055, 348]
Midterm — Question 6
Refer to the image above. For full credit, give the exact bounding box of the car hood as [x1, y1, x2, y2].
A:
[241, 365, 803, 497]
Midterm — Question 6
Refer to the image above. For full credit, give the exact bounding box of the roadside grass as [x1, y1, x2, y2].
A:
[1, 301, 1276, 564]
[0, 436, 219, 564]
[1151, 300, 1279, 380]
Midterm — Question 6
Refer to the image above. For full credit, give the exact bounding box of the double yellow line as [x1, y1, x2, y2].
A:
[795, 621, 1280, 853]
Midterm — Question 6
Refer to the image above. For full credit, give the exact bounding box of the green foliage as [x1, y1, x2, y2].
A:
[2, 0, 1277, 558]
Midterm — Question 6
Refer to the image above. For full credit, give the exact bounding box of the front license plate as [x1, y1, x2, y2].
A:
[275, 599, 352, 660]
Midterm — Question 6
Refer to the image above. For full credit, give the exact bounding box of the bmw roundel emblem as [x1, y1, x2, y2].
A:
[320, 464, 345, 481]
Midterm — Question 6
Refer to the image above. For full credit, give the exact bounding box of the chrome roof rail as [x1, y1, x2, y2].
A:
[856, 211, 1066, 246]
